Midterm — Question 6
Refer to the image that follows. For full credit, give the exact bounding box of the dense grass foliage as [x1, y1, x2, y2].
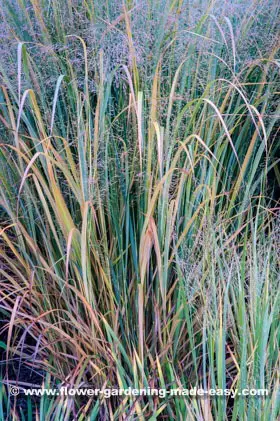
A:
[0, 0, 279, 419]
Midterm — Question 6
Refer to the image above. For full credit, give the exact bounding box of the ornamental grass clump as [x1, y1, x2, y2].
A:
[0, 0, 279, 419]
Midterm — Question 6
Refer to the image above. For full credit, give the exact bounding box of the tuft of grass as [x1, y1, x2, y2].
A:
[0, 0, 279, 419]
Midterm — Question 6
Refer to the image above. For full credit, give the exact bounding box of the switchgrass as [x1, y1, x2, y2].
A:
[0, 0, 279, 419]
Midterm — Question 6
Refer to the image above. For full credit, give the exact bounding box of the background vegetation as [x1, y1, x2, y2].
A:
[0, 0, 279, 419]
